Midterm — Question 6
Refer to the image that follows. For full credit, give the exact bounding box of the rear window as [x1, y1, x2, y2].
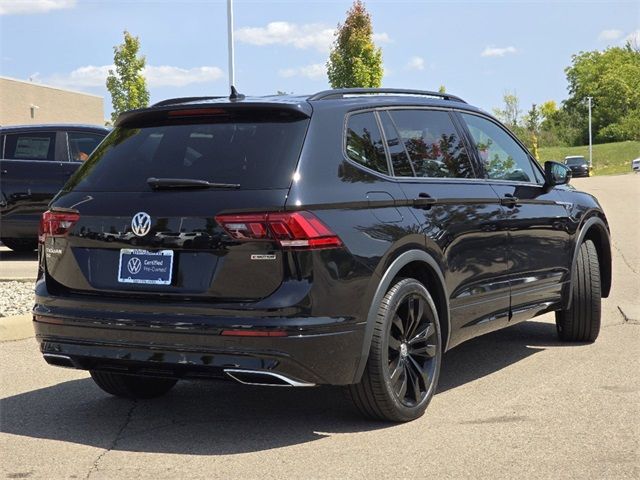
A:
[3, 132, 56, 161]
[64, 111, 309, 192]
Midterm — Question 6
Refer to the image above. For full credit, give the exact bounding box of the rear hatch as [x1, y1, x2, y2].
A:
[43, 104, 310, 301]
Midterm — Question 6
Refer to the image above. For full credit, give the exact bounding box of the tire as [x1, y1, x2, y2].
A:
[556, 239, 601, 342]
[90, 371, 177, 399]
[348, 278, 442, 422]
[2, 238, 37, 252]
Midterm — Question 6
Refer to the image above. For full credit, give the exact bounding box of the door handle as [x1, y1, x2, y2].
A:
[1, 169, 7, 175]
[414, 192, 437, 209]
[11, 192, 31, 200]
[500, 193, 519, 207]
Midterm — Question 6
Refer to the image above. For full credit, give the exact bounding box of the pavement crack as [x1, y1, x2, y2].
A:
[617, 305, 640, 325]
[85, 400, 137, 480]
[612, 242, 638, 276]
[618, 306, 630, 323]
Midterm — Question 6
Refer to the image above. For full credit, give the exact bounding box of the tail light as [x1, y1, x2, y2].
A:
[39, 210, 80, 243]
[215, 211, 342, 249]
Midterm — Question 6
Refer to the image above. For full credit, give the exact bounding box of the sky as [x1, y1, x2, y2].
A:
[0, 0, 638, 119]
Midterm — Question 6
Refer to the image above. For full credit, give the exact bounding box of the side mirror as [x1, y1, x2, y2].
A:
[544, 161, 571, 187]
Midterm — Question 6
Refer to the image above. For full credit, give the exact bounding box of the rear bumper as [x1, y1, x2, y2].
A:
[33, 290, 367, 386]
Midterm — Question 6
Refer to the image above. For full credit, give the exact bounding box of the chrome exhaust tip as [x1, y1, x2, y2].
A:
[224, 369, 315, 387]
[43, 353, 76, 369]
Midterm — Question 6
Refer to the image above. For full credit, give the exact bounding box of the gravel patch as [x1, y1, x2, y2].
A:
[0, 280, 35, 317]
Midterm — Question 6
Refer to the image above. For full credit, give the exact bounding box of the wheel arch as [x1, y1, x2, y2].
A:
[353, 249, 450, 383]
[564, 215, 612, 309]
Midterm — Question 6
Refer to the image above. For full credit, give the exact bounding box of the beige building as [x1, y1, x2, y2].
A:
[0, 76, 104, 126]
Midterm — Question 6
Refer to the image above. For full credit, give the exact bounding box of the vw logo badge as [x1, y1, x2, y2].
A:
[131, 212, 151, 237]
[127, 257, 142, 275]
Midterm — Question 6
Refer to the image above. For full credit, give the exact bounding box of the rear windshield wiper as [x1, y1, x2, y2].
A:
[147, 177, 241, 190]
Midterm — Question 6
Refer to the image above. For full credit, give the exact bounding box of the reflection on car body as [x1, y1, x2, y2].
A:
[33, 88, 611, 422]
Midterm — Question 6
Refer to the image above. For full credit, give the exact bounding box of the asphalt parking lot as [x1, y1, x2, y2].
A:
[1, 175, 638, 479]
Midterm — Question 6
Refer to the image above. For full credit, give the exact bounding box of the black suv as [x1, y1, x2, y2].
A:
[34, 89, 611, 422]
[564, 155, 592, 177]
[0, 124, 108, 251]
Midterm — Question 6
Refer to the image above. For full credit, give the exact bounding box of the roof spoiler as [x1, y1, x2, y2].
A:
[115, 103, 311, 127]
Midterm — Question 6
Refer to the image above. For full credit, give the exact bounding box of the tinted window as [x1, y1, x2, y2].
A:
[4, 132, 56, 161]
[345, 112, 389, 175]
[565, 157, 586, 166]
[461, 113, 540, 183]
[379, 111, 414, 177]
[68, 132, 106, 162]
[389, 110, 474, 179]
[65, 113, 309, 192]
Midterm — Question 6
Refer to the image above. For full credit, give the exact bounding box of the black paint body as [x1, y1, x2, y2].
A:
[33, 94, 612, 385]
[0, 124, 108, 241]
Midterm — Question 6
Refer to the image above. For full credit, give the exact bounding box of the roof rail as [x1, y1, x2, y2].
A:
[152, 96, 225, 108]
[308, 88, 466, 104]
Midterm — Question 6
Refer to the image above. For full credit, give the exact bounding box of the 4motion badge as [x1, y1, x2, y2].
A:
[251, 254, 276, 261]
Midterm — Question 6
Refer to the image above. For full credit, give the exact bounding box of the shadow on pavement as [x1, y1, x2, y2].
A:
[1, 319, 575, 455]
[0, 249, 38, 262]
[438, 318, 570, 392]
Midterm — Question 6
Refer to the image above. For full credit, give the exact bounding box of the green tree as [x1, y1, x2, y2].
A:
[564, 43, 640, 143]
[106, 31, 150, 123]
[492, 91, 521, 130]
[540, 100, 558, 120]
[327, 0, 383, 88]
[538, 100, 581, 147]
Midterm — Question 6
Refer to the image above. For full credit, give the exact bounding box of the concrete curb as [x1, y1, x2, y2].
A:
[0, 278, 37, 282]
[0, 313, 34, 342]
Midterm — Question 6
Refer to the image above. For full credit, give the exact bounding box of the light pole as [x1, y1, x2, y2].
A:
[227, 0, 235, 90]
[586, 96, 593, 167]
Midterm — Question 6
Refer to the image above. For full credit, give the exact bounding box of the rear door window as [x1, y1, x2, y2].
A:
[65, 111, 309, 192]
[388, 110, 475, 179]
[4, 132, 56, 161]
[67, 132, 106, 162]
[345, 111, 389, 175]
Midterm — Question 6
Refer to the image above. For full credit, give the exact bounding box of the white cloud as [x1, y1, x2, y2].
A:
[278, 63, 326, 80]
[598, 29, 623, 41]
[0, 0, 75, 15]
[145, 65, 224, 87]
[46, 65, 111, 88]
[42, 64, 224, 89]
[236, 21, 390, 53]
[236, 22, 334, 52]
[373, 32, 391, 44]
[407, 56, 425, 71]
[481, 45, 517, 57]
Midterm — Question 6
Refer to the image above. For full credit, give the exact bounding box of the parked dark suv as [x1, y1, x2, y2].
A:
[564, 155, 592, 177]
[34, 89, 612, 422]
[0, 124, 108, 251]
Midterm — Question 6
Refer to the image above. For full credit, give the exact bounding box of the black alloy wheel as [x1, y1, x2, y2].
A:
[348, 278, 442, 422]
[387, 292, 439, 407]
